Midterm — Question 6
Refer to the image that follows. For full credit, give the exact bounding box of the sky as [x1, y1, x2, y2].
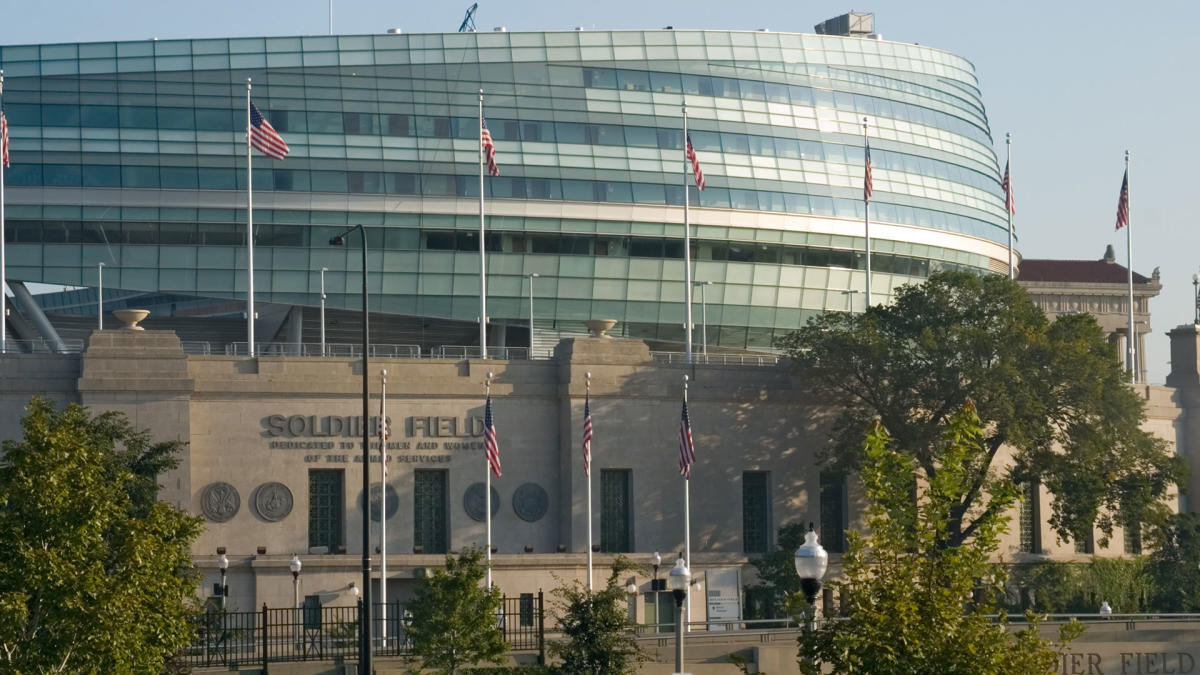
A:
[1, 0, 1197, 382]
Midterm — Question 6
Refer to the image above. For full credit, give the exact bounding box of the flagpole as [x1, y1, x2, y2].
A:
[863, 117, 872, 307]
[1125, 150, 1135, 384]
[245, 79, 255, 355]
[682, 104, 694, 364]
[682, 373, 692, 632]
[485, 371, 494, 588]
[1, 69, 7, 355]
[379, 368, 388, 647]
[478, 90, 488, 360]
[1006, 132, 1014, 280]
[585, 372, 593, 591]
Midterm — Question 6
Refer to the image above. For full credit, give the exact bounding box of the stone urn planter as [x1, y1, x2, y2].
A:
[585, 319, 618, 338]
[112, 309, 150, 331]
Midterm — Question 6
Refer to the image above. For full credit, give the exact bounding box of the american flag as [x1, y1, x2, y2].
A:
[1115, 169, 1129, 230]
[1002, 160, 1015, 215]
[481, 118, 500, 177]
[248, 102, 289, 160]
[378, 402, 390, 478]
[484, 393, 502, 477]
[1, 113, 9, 168]
[678, 400, 696, 478]
[864, 143, 873, 202]
[686, 134, 706, 191]
[582, 392, 593, 477]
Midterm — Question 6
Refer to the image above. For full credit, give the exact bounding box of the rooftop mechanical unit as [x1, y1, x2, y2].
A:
[814, 11, 874, 37]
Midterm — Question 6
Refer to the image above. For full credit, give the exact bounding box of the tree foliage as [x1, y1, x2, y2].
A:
[800, 405, 1081, 674]
[1002, 558, 1152, 614]
[548, 556, 646, 674]
[1147, 513, 1200, 612]
[407, 547, 507, 674]
[0, 397, 203, 673]
[777, 271, 1184, 548]
[745, 522, 809, 621]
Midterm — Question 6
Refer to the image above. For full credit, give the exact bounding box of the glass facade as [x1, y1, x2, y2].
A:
[0, 30, 1008, 350]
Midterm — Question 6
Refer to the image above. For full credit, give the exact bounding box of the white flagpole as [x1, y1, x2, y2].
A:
[1, 69, 7, 355]
[485, 371, 494, 588]
[683, 373, 692, 632]
[1125, 150, 1135, 384]
[863, 117, 872, 307]
[246, 80, 256, 355]
[478, 91, 488, 360]
[379, 368, 388, 647]
[585, 372, 593, 591]
[1006, 132, 1014, 280]
[683, 105, 694, 363]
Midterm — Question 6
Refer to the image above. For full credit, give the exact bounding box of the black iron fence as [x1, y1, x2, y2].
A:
[180, 594, 544, 669]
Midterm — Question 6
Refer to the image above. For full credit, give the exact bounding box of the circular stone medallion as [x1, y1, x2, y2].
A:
[253, 482, 294, 522]
[463, 483, 501, 522]
[512, 483, 549, 523]
[201, 482, 240, 523]
[357, 484, 401, 522]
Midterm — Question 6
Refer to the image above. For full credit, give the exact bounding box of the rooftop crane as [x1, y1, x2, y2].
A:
[458, 3, 478, 32]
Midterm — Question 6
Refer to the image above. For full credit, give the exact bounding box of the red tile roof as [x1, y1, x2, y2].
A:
[1018, 259, 1151, 285]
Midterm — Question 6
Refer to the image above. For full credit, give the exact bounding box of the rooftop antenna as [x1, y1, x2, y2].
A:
[459, 3, 479, 32]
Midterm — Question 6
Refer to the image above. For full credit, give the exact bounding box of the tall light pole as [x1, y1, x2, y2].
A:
[290, 554, 302, 652]
[1193, 274, 1198, 324]
[217, 551, 229, 610]
[794, 523, 828, 668]
[525, 272, 538, 357]
[668, 557, 691, 674]
[329, 225, 372, 674]
[97, 262, 105, 331]
[692, 281, 711, 360]
[320, 267, 329, 356]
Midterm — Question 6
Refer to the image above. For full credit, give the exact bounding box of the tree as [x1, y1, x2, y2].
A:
[744, 522, 808, 621]
[777, 271, 1184, 548]
[800, 404, 1081, 674]
[406, 547, 506, 674]
[548, 556, 646, 674]
[0, 397, 203, 672]
[1147, 512, 1200, 611]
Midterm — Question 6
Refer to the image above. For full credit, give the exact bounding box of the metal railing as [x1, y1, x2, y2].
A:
[430, 345, 530, 360]
[180, 594, 544, 669]
[650, 351, 782, 366]
[223, 342, 421, 358]
[180, 341, 212, 355]
[0, 338, 85, 354]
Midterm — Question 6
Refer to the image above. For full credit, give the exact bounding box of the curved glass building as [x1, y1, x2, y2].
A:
[0, 28, 1008, 351]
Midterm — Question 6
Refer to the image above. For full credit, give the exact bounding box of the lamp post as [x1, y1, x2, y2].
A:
[217, 552, 229, 610]
[97, 262, 105, 330]
[320, 266, 329, 356]
[667, 557, 690, 675]
[652, 551, 662, 585]
[290, 554, 302, 608]
[525, 272, 539, 357]
[794, 522, 828, 667]
[1099, 601, 1112, 619]
[329, 225, 372, 675]
[1193, 274, 1199, 324]
[691, 281, 711, 360]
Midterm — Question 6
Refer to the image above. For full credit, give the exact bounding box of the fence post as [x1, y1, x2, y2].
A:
[537, 589, 546, 665]
[261, 603, 268, 671]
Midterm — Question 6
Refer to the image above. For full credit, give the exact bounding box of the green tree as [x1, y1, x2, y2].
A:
[744, 522, 808, 621]
[800, 404, 1081, 674]
[1002, 558, 1152, 614]
[407, 547, 507, 674]
[548, 556, 646, 674]
[0, 397, 203, 673]
[1147, 512, 1200, 611]
[777, 271, 1184, 548]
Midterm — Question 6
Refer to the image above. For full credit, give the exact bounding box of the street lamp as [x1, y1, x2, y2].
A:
[97, 262, 105, 331]
[692, 281, 712, 360]
[217, 551, 229, 610]
[525, 273, 539, 358]
[1193, 274, 1199, 324]
[320, 266, 329, 356]
[667, 557, 691, 675]
[329, 225, 373, 675]
[290, 554, 302, 608]
[652, 551, 662, 585]
[794, 523, 829, 634]
[1099, 601, 1112, 618]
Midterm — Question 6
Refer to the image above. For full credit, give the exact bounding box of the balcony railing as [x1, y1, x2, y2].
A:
[0, 338, 85, 354]
[650, 351, 782, 367]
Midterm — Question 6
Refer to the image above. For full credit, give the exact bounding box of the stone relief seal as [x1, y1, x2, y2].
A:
[463, 482, 500, 522]
[357, 484, 400, 522]
[253, 482, 293, 522]
[201, 482, 240, 523]
[512, 483, 549, 523]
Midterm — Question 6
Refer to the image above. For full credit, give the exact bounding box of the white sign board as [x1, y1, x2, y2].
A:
[705, 567, 742, 631]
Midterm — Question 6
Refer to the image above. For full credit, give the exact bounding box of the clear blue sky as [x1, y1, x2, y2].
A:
[2, 1, 1197, 382]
